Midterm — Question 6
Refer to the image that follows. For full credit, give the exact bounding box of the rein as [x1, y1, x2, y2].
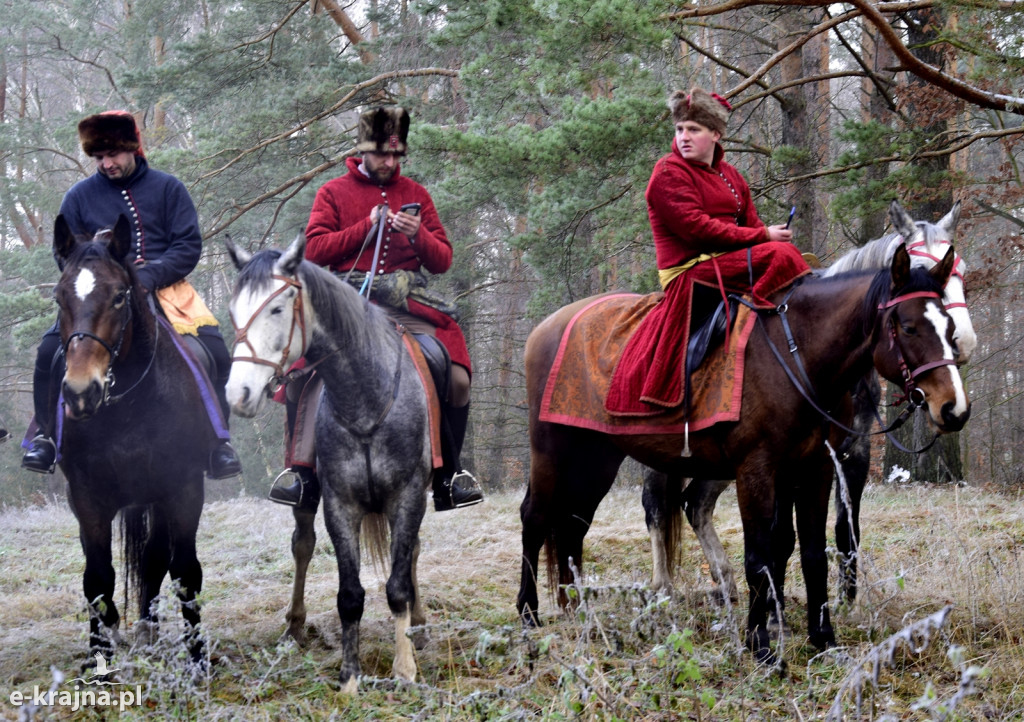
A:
[61, 289, 161, 406]
[743, 284, 955, 454]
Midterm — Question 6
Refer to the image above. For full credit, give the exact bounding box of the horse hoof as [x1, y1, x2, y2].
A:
[338, 676, 359, 696]
[809, 630, 837, 650]
[521, 612, 542, 628]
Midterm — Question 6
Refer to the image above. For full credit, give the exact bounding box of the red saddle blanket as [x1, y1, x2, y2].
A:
[538, 293, 755, 435]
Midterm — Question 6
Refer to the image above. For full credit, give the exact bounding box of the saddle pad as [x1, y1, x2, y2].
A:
[403, 333, 445, 470]
[538, 293, 755, 435]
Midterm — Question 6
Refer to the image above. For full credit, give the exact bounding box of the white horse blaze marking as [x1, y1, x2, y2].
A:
[923, 301, 969, 417]
[74, 268, 96, 301]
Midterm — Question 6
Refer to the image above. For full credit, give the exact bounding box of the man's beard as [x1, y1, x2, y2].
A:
[367, 166, 395, 184]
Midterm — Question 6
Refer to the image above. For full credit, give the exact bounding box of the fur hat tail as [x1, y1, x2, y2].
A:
[669, 88, 731, 135]
[78, 111, 143, 157]
[355, 107, 410, 154]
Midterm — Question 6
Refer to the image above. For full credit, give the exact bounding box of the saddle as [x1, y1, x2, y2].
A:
[685, 296, 739, 388]
[411, 333, 451, 405]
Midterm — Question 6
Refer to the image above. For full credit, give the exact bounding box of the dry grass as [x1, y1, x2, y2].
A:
[1, 481, 1023, 720]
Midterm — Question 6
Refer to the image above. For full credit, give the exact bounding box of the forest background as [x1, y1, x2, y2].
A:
[0, 0, 1022, 504]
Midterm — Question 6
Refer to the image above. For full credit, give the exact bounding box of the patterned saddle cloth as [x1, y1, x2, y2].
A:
[538, 292, 755, 435]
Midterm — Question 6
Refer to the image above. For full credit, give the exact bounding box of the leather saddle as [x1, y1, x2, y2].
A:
[411, 333, 452, 405]
[684, 292, 739, 410]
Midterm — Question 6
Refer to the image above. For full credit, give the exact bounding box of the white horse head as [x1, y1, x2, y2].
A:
[224, 235, 310, 417]
[888, 200, 977, 363]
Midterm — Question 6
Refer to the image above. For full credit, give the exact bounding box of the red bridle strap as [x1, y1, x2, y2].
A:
[878, 290, 942, 310]
[905, 239, 967, 310]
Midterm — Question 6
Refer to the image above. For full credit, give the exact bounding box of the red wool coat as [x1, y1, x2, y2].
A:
[606, 140, 809, 415]
[305, 156, 470, 371]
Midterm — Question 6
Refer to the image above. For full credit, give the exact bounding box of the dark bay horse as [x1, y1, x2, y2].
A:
[224, 235, 432, 694]
[518, 245, 970, 663]
[52, 214, 211, 662]
[643, 201, 974, 607]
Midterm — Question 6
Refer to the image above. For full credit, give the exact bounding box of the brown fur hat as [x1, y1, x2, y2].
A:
[78, 111, 142, 156]
[355, 107, 410, 155]
[669, 88, 731, 135]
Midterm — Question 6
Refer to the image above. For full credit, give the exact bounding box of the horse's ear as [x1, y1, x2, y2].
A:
[937, 201, 961, 236]
[107, 215, 134, 263]
[224, 234, 252, 269]
[930, 246, 955, 287]
[888, 200, 917, 240]
[53, 214, 76, 267]
[276, 233, 307, 276]
[891, 243, 911, 288]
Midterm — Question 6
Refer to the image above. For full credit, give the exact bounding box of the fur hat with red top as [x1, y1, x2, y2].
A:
[669, 88, 732, 136]
[355, 107, 410, 155]
[78, 111, 144, 157]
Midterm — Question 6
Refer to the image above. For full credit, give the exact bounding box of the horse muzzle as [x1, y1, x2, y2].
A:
[62, 376, 108, 420]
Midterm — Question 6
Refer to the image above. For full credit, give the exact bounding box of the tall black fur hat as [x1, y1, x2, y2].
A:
[78, 111, 142, 156]
[668, 88, 731, 135]
[355, 107, 410, 155]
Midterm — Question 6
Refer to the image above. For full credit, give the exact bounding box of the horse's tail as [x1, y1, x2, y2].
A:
[120, 505, 150, 619]
[544, 530, 558, 604]
[362, 513, 391, 578]
[664, 482, 684, 578]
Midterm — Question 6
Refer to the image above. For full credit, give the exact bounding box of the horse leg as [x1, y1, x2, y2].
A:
[734, 460, 780, 666]
[385, 487, 426, 683]
[324, 502, 364, 694]
[78, 509, 121, 657]
[410, 537, 425, 627]
[551, 441, 624, 611]
[767, 479, 796, 640]
[794, 455, 837, 650]
[836, 375, 879, 601]
[642, 468, 680, 595]
[164, 497, 205, 662]
[285, 507, 317, 646]
[518, 449, 558, 626]
[136, 507, 171, 646]
[681, 478, 737, 604]
[836, 434, 869, 602]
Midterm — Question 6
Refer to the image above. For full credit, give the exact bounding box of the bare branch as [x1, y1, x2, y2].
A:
[660, 0, 1024, 115]
[195, 67, 459, 182]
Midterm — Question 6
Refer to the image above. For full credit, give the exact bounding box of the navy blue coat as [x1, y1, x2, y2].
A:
[58, 156, 202, 292]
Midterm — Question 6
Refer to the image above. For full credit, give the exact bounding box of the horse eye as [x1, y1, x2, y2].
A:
[900, 322, 917, 335]
[270, 305, 284, 315]
[113, 291, 127, 307]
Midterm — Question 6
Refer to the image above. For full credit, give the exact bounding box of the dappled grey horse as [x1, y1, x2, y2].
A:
[644, 199, 974, 606]
[225, 235, 433, 694]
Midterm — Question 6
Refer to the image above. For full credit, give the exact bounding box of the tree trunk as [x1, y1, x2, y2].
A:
[883, 6, 964, 483]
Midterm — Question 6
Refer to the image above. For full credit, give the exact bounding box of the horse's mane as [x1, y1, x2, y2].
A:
[821, 220, 958, 277]
[236, 249, 394, 356]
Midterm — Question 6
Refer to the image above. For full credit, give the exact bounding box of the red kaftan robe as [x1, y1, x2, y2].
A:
[305, 155, 470, 371]
[605, 140, 809, 415]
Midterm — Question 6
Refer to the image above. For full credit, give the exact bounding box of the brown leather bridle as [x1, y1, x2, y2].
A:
[230, 274, 307, 396]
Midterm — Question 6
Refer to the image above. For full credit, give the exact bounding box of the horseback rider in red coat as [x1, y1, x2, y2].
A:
[607, 89, 810, 415]
[269, 107, 483, 512]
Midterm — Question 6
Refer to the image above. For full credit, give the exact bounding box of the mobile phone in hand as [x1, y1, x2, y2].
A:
[400, 203, 421, 216]
[785, 206, 796, 229]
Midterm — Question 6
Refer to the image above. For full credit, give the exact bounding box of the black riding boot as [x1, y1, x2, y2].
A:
[22, 333, 61, 474]
[269, 466, 321, 512]
[433, 402, 484, 512]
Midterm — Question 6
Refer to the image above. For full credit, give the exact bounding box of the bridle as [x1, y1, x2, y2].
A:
[905, 238, 967, 312]
[877, 289, 959, 407]
[230, 274, 307, 396]
[60, 288, 162, 406]
[748, 282, 958, 448]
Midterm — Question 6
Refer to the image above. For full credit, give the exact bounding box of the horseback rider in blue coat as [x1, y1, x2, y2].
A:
[22, 111, 241, 479]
